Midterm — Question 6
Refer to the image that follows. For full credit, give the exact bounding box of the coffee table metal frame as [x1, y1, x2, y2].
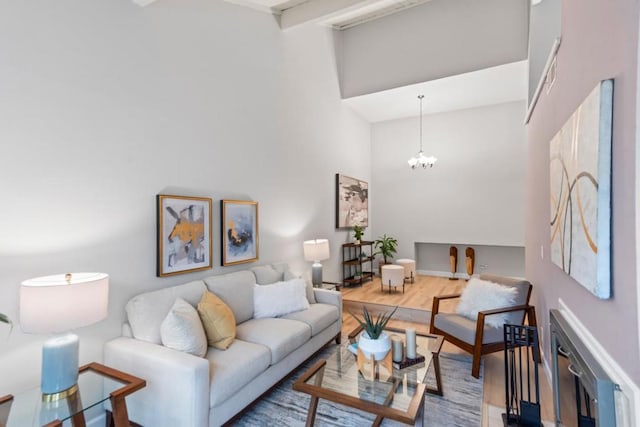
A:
[293, 326, 444, 427]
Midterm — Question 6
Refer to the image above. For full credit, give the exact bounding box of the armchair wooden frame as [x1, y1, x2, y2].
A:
[429, 288, 539, 378]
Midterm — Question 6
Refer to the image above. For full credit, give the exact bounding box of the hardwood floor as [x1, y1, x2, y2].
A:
[339, 275, 557, 425]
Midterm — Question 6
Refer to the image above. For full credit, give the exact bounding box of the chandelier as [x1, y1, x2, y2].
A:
[408, 95, 437, 169]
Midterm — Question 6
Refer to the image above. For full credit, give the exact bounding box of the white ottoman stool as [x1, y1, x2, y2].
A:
[381, 264, 405, 294]
[396, 259, 416, 284]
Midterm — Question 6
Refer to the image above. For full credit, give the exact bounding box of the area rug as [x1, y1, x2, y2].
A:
[232, 345, 483, 426]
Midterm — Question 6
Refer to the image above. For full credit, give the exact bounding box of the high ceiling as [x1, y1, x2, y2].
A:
[220, 0, 529, 122]
[134, 0, 529, 123]
[344, 60, 528, 123]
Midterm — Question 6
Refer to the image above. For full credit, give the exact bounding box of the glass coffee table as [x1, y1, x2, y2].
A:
[293, 326, 444, 426]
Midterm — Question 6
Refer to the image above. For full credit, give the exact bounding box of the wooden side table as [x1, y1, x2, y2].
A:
[0, 362, 145, 427]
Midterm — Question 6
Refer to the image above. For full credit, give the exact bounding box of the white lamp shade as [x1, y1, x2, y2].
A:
[20, 272, 109, 334]
[303, 239, 330, 262]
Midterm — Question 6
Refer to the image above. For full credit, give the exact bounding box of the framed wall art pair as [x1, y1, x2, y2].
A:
[157, 195, 258, 276]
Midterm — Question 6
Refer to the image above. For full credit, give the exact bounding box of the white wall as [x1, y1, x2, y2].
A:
[0, 0, 370, 396]
[338, 0, 529, 98]
[371, 101, 526, 263]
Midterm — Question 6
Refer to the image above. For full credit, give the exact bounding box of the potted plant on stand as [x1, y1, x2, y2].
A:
[374, 234, 398, 275]
[349, 305, 398, 360]
[353, 225, 364, 244]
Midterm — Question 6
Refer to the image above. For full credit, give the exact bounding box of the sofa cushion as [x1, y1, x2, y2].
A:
[197, 291, 236, 350]
[251, 264, 284, 285]
[254, 262, 316, 304]
[283, 269, 316, 304]
[207, 339, 271, 407]
[204, 271, 256, 324]
[160, 298, 208, 357]
[235, 318, 311, 364]
[281, 303, 338, 336]
[434, 313, 503, 345]
[126, 280, 207, 344]
[253, 279, 309, 319]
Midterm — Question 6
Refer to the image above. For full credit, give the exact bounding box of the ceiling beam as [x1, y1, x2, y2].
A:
[279, 0, 374, 30]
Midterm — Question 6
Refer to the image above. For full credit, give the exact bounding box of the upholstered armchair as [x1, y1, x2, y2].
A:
[429, 274, 538, 378]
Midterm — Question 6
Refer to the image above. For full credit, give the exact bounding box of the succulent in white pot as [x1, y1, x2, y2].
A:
[349, 305, 398, 361]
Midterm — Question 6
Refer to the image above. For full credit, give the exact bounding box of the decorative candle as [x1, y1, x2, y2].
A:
[391, 334, 403, 362]
[405, 328, 417, 359]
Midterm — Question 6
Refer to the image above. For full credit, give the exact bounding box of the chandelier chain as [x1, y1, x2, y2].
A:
[419, 94, 424, 153]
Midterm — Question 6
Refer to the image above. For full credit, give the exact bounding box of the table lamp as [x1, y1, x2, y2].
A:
[303, 239, 330, 287]
[20, 272, 109, 401]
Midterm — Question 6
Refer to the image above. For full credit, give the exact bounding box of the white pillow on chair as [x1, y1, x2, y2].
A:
[455, 278, 518, 328]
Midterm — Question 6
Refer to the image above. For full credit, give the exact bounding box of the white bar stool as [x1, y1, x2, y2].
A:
[396, 259, 416, 284]
[381, 264, 405, 293]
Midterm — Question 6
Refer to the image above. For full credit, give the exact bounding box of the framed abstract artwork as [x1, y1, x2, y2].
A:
[336, 173, 368, 228]
[549, 79, 613, 299]
[157, 194, 213, 277]
[221, 200, 259, 266]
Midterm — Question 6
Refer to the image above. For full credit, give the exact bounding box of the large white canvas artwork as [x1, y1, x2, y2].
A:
[549, 79, 613, 299]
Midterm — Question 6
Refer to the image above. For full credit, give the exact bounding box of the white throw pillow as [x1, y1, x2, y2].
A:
[254, 278, 310, 318]
[160, 298, 208, 357]
[456, 278, 518, 328]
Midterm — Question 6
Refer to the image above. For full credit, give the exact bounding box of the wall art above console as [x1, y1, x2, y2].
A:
[336, 173, 368, 228]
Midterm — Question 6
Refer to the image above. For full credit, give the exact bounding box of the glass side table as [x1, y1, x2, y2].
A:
[0, 362, 145, 427]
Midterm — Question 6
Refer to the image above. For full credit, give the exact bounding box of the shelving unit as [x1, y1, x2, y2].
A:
[342, 241, 374, 287]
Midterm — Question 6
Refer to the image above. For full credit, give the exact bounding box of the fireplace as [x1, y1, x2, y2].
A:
[550, 309, 618, 426]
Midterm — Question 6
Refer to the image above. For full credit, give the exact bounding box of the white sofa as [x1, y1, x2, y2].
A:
[104, 263, 342, 427]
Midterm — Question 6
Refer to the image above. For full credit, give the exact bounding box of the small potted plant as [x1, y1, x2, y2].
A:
[349, 305, 398, 360]
[353, 225, 365, 244]
[374, 234, 398, 274]
[353, 266, 362, 280]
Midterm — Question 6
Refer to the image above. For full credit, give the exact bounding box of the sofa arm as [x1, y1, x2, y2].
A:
[313, 288, 342, 309]
[104, 337, 209, 427]
[313, 288, 342, 325]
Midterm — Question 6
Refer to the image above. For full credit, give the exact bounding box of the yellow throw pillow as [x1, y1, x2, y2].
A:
[197, 291, 236, 350]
